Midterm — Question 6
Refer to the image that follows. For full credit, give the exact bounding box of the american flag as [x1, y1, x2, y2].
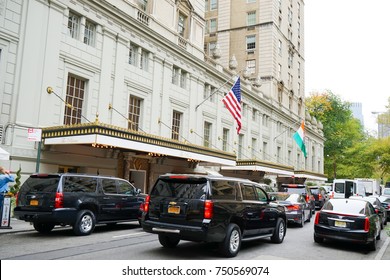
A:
[222, 77, 242, 134]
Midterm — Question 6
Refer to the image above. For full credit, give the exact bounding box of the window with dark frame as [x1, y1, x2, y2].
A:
[64, 75, 85, 125]
[128, 95, 142, 131]
[171, 110, 182, 140]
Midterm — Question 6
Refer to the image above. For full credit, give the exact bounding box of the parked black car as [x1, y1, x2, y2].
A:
[349, 196, 387, 228]
[269, 192, 311, 227]
[309, 186, 327, 209]
[314, 198, 381, 251]
[279, 184, 315, 215]
[377, 196, 390, 221]
[14, 173, 146, 235]
[141, 174, 287, 257]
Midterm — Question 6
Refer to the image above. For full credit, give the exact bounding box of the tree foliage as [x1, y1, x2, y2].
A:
[306, 90, 366, 180]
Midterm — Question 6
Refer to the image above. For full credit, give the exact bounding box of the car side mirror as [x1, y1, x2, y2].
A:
[136, 188, 141, 194]
[269, 196, 276, 201]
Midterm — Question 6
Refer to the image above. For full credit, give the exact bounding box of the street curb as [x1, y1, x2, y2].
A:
[375, 235, 390, 260]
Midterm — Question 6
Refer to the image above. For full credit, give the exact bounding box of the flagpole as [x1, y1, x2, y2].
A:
[273, 119, 303, 141]
[195, 69, 245, 111]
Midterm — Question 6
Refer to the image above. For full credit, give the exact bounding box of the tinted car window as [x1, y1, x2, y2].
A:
[118, 181, 136, 195]
[63, 176, 96, 193]
[286, 187, 306, 195]
[323, 199, 366, 215]
[151, 177, 207, 199]
[102, 179, 117, 194]
[21, 176, 60, 192]
[242, 185, 256, 200]
[255, 187, 268, 201]
[211, 180, 238, 200]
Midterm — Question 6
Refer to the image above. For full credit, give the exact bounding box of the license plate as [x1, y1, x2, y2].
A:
[335, 220, 346, 227]
[168, 206, 180, 214]
[30, 199, 38, 206]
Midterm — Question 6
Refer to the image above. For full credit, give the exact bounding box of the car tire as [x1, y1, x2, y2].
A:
[367, 236, 377, 251]
[73, 210, 96, 236]
[158, 234, 180, 248]
[314, 234, 324, 243]
[33, 222, 55, 234]
[299, 213, 305, 227]
[271, 218, 286, 243]
[219, 223, 242, 258]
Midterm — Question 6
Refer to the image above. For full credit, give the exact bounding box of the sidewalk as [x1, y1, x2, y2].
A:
[1, 218, 390, 259]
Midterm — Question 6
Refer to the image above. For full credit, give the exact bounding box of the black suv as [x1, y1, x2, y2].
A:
[14, 173, 146, 235]
[279, 184, 316, 215]
[141, 174, 287, 257]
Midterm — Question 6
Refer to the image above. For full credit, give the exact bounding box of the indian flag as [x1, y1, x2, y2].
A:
[293, 121, 307, 158]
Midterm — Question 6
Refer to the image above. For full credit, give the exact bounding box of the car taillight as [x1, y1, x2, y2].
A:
[375, 209, 379, 214]
[318, 194, 322, 200]
[54, 192, 64, 209]
[144, 195, 150, 213]
[286, 204, 300, 211]
[329, 191, 334, 199]
[314, 212, 320, 225]
[139, 202, 145, 212]
[305, 194, 310, 202]
[364, 217, 370, 232]
[204, 200, 213, 219]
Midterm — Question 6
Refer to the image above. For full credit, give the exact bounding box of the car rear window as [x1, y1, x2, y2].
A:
[322, 199, 366, 215]
[151, 177, 208, 199]
[310, 188, 320, 194]
[21, 176, 60, 192]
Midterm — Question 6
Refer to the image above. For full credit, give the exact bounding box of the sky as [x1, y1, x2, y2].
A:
[304, 0, 390, 134]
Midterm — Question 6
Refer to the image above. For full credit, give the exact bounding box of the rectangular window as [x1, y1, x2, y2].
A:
[84, 20, 96, 46]
[278, 40, 282, 56]
[204, 122, 212, 147]
[140, 49, 149, 71]
[68, 11, 80, 39]
[64, 75, 85, 125]
[172, 66, 179, 85]
[247, 11, 256, 26]
[138, 0, 148, 11]
[222, 128, 229, 151]
[128, 95, 142, 131]
[180, 70, 187, 89]
[178, 13, 186, 37]
[210, 0, 217, 10]
[246, 35, 256, 51]
[246, 59, 256, 74]
[209, 18, 217, 33]
[172, 110, 182, 140]
[129, 44, 138, 66]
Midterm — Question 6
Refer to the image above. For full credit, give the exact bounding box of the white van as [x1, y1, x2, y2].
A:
[331, 179, 357, 198]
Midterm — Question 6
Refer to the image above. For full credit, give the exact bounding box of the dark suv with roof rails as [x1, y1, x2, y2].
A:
[141, 174, 287, 257]
[14, 173, 146, 235]
[279, 184, 316, 215]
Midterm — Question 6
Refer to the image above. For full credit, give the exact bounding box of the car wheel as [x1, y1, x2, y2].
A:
[299, 213, 305, 227]
[73, 210, 96, 236]
[367, 236, 377, 251]
[33, 222, 55, 234]
[271, 218, 286, 243]
[158, 234, 180, 248]
[314, 234, 324, 243]
[219, 223, 241, 258]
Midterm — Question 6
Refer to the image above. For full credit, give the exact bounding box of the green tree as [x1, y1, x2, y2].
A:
[306, 91, 365, 180]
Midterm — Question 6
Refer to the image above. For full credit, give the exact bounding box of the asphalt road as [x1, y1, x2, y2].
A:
[0, 218, 387, 260]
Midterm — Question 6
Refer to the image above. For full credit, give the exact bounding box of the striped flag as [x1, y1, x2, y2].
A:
[222, 77, 242, 134]
[293, 120, 307, 157]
